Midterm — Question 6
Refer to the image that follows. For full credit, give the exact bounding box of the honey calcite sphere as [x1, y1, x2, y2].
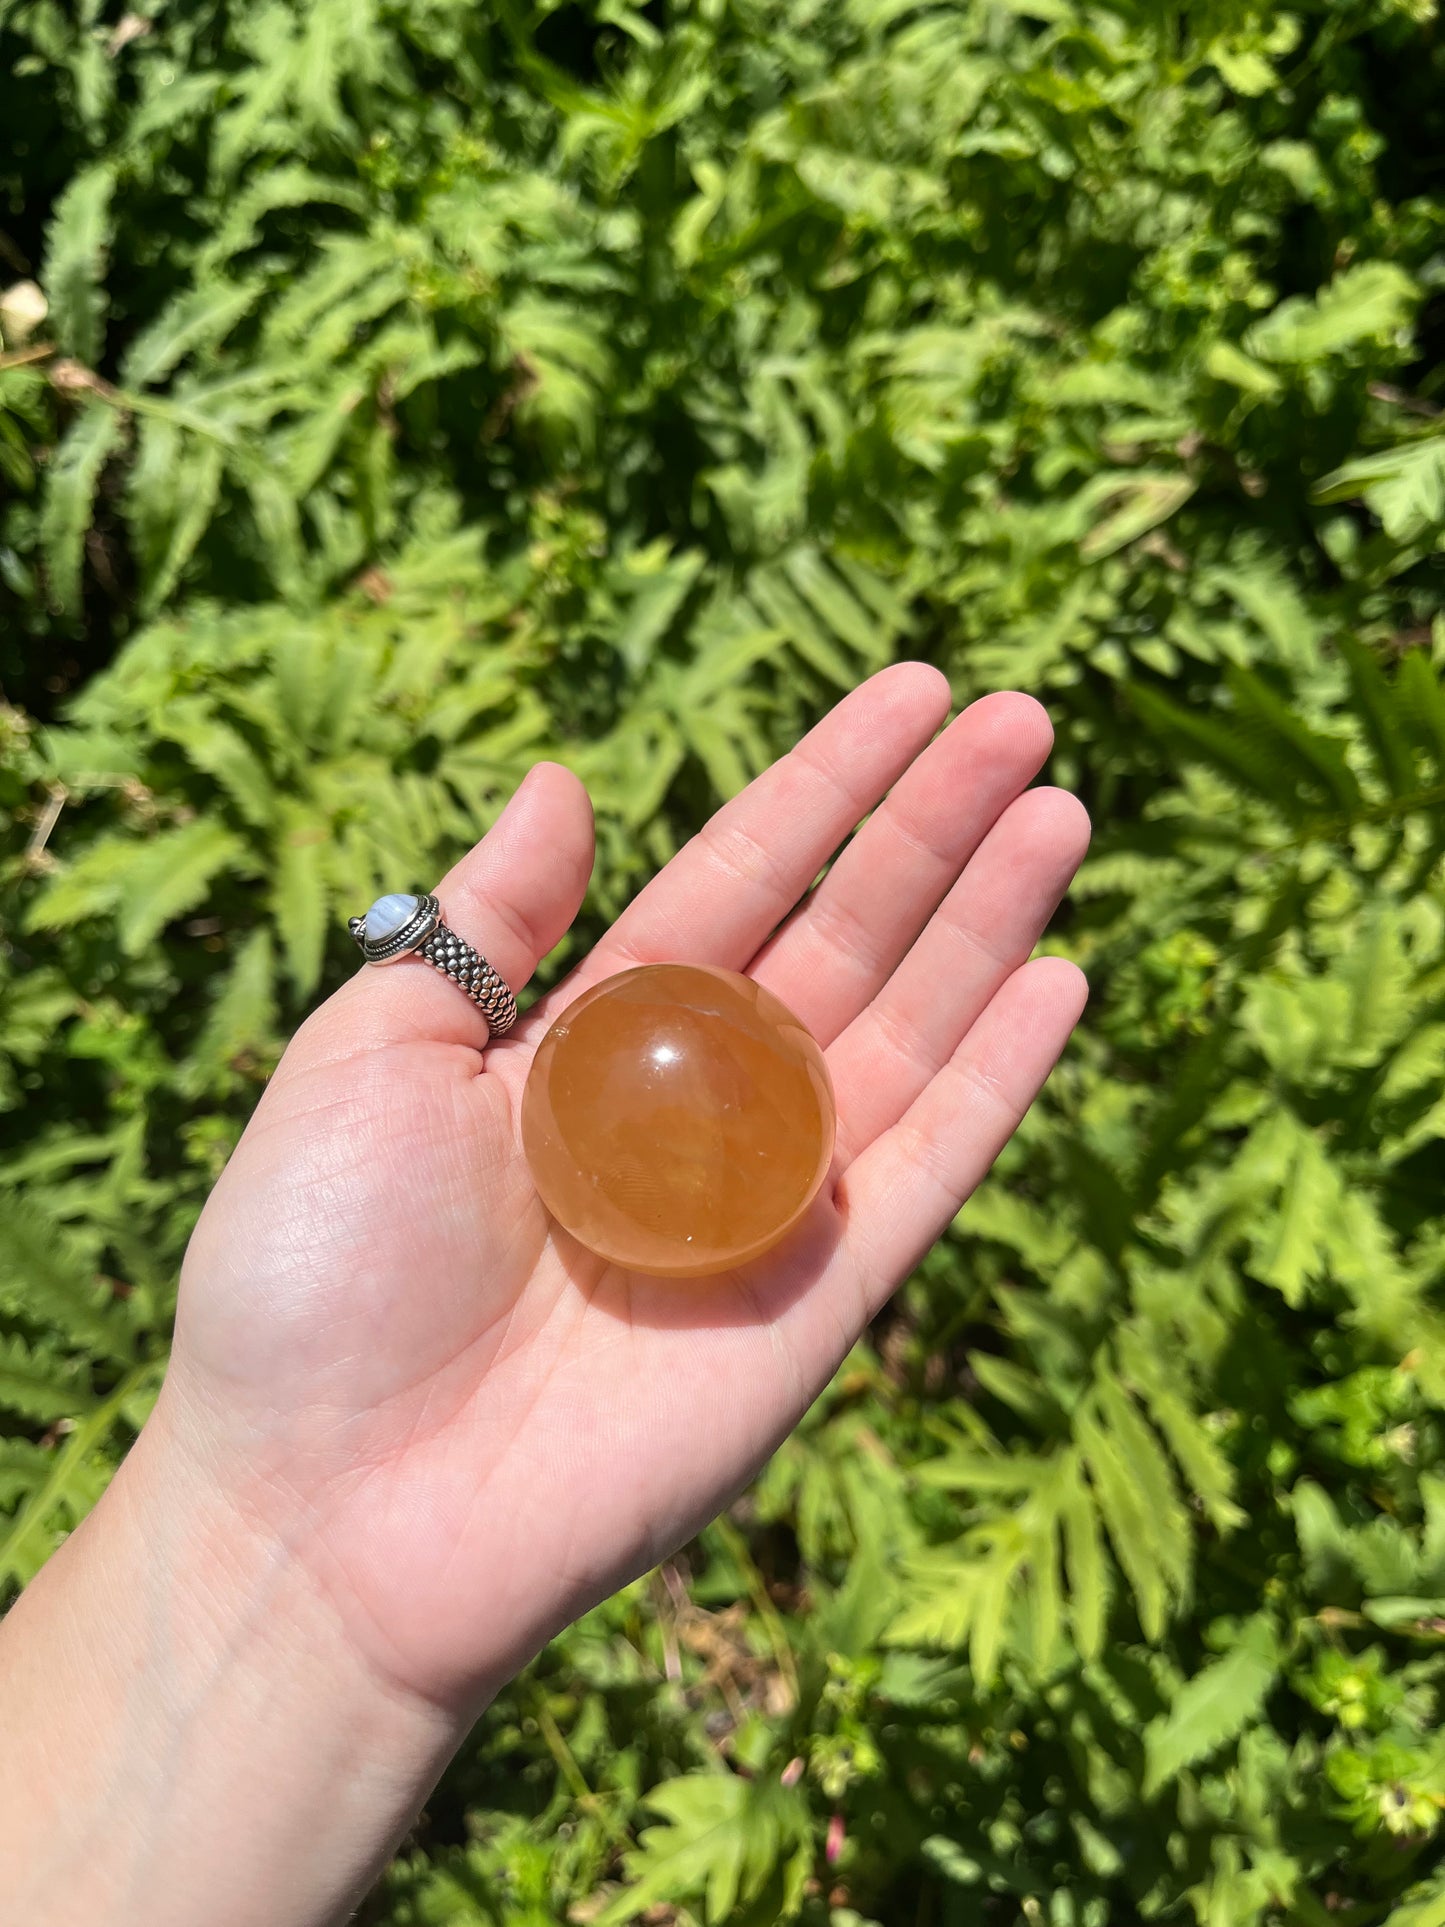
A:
[522, 964, 836, 1277]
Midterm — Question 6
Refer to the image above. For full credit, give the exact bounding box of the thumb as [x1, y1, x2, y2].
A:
[315, 762, 595, 1055]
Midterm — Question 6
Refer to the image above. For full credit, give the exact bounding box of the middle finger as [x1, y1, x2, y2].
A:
[749, 691, 1054, 1044]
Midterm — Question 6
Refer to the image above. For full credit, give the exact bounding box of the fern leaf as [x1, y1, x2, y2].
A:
[677, 601, 795, 703]
[184, 928, 278, 1090]
[125, 412, 182, 582]
[0, 1333, 96, 1425]
[282, 377, 366, 499]
[1205, 338, 1283, 397]
[0, 1439, 54, 1511]
[962, 1184, 1075, 1270]
[271, 630, 336, 751]
[131, 432, 226, 611]
[274, 803, 330, 993]
[167, 706, 276, 828]
[683, 708, 754, 800]
[0, 1191, 134, 1364]
[1128, 681, 1310, 823]
[1094, 1374, 1192, 1598]
[1248, 1114, 1339, 1307]
[121, 281, 260, 389]
[42, 163, 116, 365]
[1422, 1476, 1445, 1579]
[1117, 1330, 1246, 1535]
[832, 554, 912, 639]
[1202, 552, 1322, 674]
[1059, 1457, 1108, 1661]
[502, 297, 615, 386]
[1314, 433, 1445, 546]
[1147, 1385, 1245, 1536]
[0, 1365, 157, 1589]
[1078, 1407, 1171, 1642]
[915, 1448, 1049, 1494]
[1025, 1467, 1067, 1668]
[596, 1773, 809, 1927]
[1379, 1879, 1445, 1927]
[246, 469, 308, 605]
[1224, 665, 1363, 814]
[1079, 472, 1195, 562]
[1396, 649, 1445, 773]
[1142, 1616, 1279, 1797]
[968, 1351, 1067, 1433]
[969, 1530, 1027, 1687]
[1381, 1021, 1445, 1102]
[1338, 904, 1414, 1065]
[614, 544, 706, 677]
[198, 166, 368, 275]
[1247, 261, 1418, 366]
[116, 820, 248, 954]
[748, 568, 860, 687]
[782, 547, 890, 663]
[888, 1544, 980, 1650]
[1292, 1481, 1358, 1600]
[1335, 632, 1418, 801]
[1363, 1595, 1445, 1630]
[26, 833, 139, 933]
[39, 403, 124, 616]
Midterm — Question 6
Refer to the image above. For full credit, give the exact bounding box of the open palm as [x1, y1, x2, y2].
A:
[164, 666, 1089, 1712]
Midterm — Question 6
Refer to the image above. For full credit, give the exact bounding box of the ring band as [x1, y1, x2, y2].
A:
[348, 893, 518, 1038]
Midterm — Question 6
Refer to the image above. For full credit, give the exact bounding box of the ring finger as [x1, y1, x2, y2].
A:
[749, 691, 1054, 1044]
[826, 784, 1091, 1161]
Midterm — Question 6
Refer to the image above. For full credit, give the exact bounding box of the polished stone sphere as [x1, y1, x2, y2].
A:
[521, 964, 835, 1276]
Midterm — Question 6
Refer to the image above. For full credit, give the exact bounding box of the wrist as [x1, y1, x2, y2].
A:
[0, 1385, 463, 1927]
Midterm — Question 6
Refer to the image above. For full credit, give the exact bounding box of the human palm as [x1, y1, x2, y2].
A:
[163, 667, 1089, 1712]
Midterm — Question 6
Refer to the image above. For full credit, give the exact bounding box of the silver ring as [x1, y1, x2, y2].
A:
[348, 893, 518, 1038]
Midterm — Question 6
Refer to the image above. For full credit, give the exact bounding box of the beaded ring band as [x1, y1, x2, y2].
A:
[348, 892, 518, 1038]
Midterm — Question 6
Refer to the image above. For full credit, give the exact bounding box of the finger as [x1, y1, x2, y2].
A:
[576, 662, 951, 984]
[316, 763, 595, 1054]
[829, 786, 1090, 1159]
[838, 955, 1088, 1311]
[750, 692, 1054, 1044]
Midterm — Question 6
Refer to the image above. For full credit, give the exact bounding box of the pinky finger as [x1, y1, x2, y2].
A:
[838, 956, 1088, 1314]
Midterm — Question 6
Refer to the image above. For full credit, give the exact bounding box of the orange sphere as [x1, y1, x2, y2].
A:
[521, 964, 835, 1276]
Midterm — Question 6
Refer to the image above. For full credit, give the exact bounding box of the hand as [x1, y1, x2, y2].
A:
[0, 666, 1089, 1927]
[168, 664, 1090, 1706]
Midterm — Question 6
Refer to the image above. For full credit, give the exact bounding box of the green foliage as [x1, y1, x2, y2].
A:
[41, 164, 114, 368]
[4, 0, 1445, 1922]
[1143, 1615, 1281, 1798]
[597, 1771, 813, 1924]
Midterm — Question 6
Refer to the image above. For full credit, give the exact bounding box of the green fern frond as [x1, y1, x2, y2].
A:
[41, 163, 115, 365]
[1142, 1616, 1279, 1798]
[1129, 680, 1311, 823]
[183, 927, 279, 1091]
[596, 1772, 812, 1927]
[115, 820, 250, 955]
[1335, 632, 1420, 802]
[0, 1439, 56, 1512]
[1116, 1330, 1245, 1536]
[0, 1333, 97, 1426]
[39, 403, 125, 616]
[273, 802, 331, 994]
[0, 1192, 136, 1364]
[1224, 665, 1363, 815]
[0, 1364, 159, 1590]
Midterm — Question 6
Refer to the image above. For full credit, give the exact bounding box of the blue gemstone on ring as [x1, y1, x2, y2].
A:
[363, 893, 421, 943]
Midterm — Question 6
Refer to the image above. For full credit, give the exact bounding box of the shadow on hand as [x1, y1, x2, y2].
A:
[551, 1189, 845, 1334]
